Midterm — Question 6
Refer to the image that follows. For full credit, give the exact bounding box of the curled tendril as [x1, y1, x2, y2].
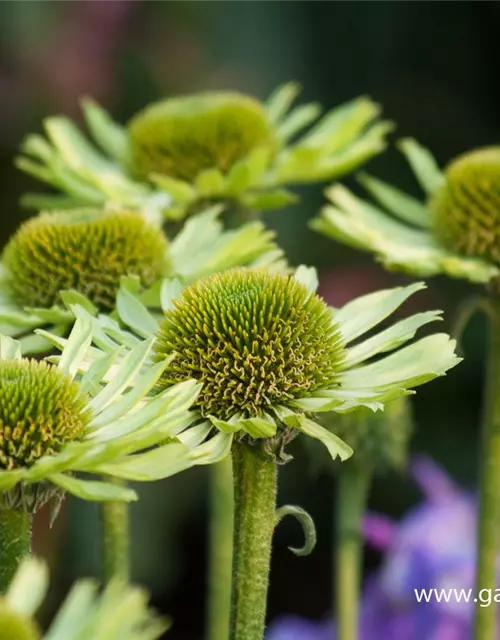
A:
[275, 504, 317, 557]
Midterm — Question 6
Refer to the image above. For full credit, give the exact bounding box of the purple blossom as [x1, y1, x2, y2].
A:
[267, 457, 488, 640]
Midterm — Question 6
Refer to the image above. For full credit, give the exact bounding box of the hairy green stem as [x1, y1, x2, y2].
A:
[336, 462, 371, 640]
[0, 509, 32, 591]
[474, 300, 500, 640]
[230, 443, 277, 640]
[100, 477, 130, 583]
[207, 456, 234, 640]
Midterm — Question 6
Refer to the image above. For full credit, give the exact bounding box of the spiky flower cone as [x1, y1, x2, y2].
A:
[128, 92, 275, 182]
[2, 209, 169, 310]
[154, 268, 345, 424]
[431, 147, 500, 265]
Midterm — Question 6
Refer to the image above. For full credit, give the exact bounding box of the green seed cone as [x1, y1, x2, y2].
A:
[321, 396, 413, 471]
[431, 147, 500, 264]
[128, 92, 275, 181]
[154, 268, 345, 420]
[0, 599, 40, 640]
[3, 209, 170, 310]
[0, 359, 91, 471]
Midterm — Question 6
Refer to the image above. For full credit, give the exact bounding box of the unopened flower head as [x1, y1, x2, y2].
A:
[0, 598, 40, 640]
[2, 209, 170, 311]
[0, 360, 90, 471]
[128, 92, 275, 182]
[431, 147, 500, 264]
[154, 269, 344, 421]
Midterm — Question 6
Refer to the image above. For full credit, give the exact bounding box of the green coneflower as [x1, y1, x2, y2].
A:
[72, 266, 460, 640]
[0, 318, 228, 589]
[0, 205, 283, 355]
[129, 92, 276, 182]
[16, 84, 391, 220]
[2, 209, 169, 311]
[312, 140, 500, 640]
[0, 557, 168, 640]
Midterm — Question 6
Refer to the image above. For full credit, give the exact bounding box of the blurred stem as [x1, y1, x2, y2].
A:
[207, 456, 234, 640]
[336, 461, 371, 640]
[230, 442, 277, 640]
[474, 299, 500, 640]
[0, 509, 31, 591]
[100, 477, 130, 583]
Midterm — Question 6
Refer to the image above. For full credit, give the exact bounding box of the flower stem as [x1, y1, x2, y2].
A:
[100, 477, 130, 583]
[229, 442, 277, 640]
[474, 300, 500, 639]
[206, 456, 234, 640]
[0, 509, 32, 592]
[335, 461, 371, 640]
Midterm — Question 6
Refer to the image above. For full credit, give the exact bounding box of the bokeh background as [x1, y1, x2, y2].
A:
[1, 1, 498, 637]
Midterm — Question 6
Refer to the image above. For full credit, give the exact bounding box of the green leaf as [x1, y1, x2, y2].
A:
[241, 188, 298, 210]
[334, 282, 426, 344]
[398, 137, 444, 195]
[50, 473, 138, 502]
[294, 415, 353, 461]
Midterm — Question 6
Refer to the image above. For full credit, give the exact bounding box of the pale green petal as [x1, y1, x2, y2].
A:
[357, 172, 430, 228]
[176, 421, 212, 448]
[342, 310, 443, 368]
[265, 81, 301, 124]
[81, 97, 128, 164]
[160, 278, 184, 312]
[398, 137, 444, 195]
[89, 338, 154, 414]
[209, 415, 242, 434]
[335, 282, 426, 344]
[0, 469, 26, 490]
[294, 415, 353, 461]
[276, 103, 322, 142]
[238, 415, 277, 439]
[151, 173, 196, 204]
[44, 581, 99, 640]
[294, 265, 318, 294]
[195, 168, 225, 196]
[116, 288, 158, 338]
[6, 558, 49, 616]
[339, 333, 461, 391]
[188, 431, 233, 465]
[49, 473, 138, 501]
[0, 335, 22, 360]
[224, 147, 271, 194]
[58, 316, 93, 379]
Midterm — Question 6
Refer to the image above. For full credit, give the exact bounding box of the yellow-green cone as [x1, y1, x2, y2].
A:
[154, 268, 345, 421]
[431, 147, 500, 264]
[128, 92, 275, 181]
[3, 209, 170, 310]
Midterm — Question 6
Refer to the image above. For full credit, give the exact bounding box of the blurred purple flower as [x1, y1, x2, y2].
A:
[267, 457, 485, 640]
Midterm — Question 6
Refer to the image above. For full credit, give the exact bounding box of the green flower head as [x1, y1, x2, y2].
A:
[16, 84, 390, 220]
[312, 138, 500, 286]
[0, 558, 168, 640]
[431, 147, 500, 263]
[0, 599, 40, 640]
[0, 359, 90, 471]
[154, 269, 344, 420]
[128, 92, 276, 182]
[90, 267, 460, 464]
[0, 317, 224, 512]
[2, 209, 169, 311]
